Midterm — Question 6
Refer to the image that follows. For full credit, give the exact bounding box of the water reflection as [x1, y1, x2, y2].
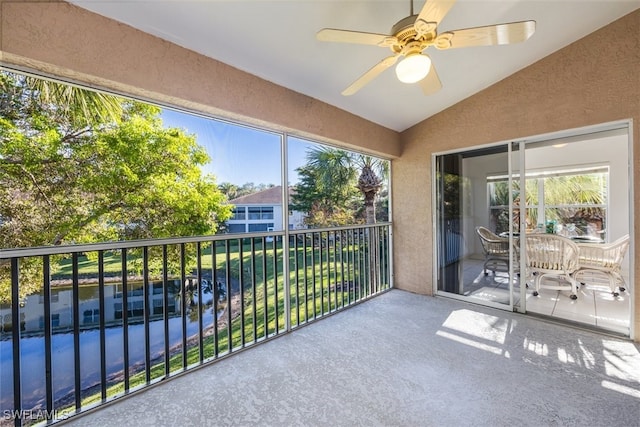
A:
[0, 278, 227, 410]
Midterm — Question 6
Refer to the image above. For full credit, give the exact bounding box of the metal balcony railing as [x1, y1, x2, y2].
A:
[0, 224, 391, 426]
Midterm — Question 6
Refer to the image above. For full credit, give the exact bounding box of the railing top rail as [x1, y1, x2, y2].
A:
[288, 223, 391, 234]
[0, 223, 391, 259]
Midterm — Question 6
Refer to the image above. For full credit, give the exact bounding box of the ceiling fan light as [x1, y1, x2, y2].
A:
[395, 54, 431, 84]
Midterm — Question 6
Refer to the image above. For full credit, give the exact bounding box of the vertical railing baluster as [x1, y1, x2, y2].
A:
[72, 253, 81, 411]
[357, 228, 362, 301]
[352, 229, 357, 302]
[98, 251, 106, 401]
[370, 227, 376, 294]
[325, 233, 330, 314]
[318, 233, 324, 316]
[367, 228, 373, 296]
[311, 232, 317, 320]
[143, 247, 151, 384]
[272, 237, 279, 334]
[162, 245, 170, 377]
[11, 258, 21, 427]
[361, 229, 367, 297]
[346, 230, 352, 305]
[43, 255, 53, 415]
[383, 226, 389, 289]
[385, 225, 393, 288]
[353, 229, 358, 302]
[332, 231, 337, 312]
[293, 234, 299, 326]
[261, 238, 268, 338]
[239, 238, 245, 347]
[378, 227, 383, 290]
[363, 228, 368, 297]
[375, 226, 381, 293]
[355, 229, 359, 300]
[180, 244, 187, 370]
[225, 240, 232, 352]
[250, 238, 257, 343]
[302, 233, 308, 323]
[336, 230, 346, 308]
[212, 241, 219, 358]
[197, 242, 204, 363]
[121, 249, 130, 392]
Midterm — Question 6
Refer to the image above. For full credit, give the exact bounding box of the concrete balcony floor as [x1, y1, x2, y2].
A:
[64, 290, 640, 427]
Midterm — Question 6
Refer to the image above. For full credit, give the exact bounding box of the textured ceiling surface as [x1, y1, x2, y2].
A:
[71, 0, 639, 131]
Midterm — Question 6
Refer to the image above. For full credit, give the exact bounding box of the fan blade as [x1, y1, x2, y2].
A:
[342, 55, 399, 96]
[415, 0, 457, 36]
[419, 59, 442, 95]
[435, 20, 536, 50]
[317, 28, 397, 47]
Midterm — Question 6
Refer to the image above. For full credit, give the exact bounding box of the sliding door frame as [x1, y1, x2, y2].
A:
[432, 119, 634, 339]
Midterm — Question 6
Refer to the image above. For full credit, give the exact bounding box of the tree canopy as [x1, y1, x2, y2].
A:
[290, 146, 388, 227]
[0, 71, 231, 248]
[218, 182, 276, 201]
[0, 71, 232, 302]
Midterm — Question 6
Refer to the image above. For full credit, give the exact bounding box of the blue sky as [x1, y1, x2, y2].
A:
[160, 109, 316, 186]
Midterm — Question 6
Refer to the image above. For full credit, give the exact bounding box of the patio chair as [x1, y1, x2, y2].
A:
[574, 234, 630, 297]
[524, 234, 580, 300]
[476, 226, 517, 275]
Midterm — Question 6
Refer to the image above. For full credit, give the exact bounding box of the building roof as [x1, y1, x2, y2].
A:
[229, 186, 291, 205]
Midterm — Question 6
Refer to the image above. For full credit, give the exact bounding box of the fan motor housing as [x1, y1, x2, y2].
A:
[390, 14, 436, 52]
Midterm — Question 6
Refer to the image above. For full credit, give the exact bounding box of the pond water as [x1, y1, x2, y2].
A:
[0, 280, 226, 410]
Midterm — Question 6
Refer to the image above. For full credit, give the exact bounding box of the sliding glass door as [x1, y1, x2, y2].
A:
[434, 123, 632, 335]
[434, 144, 520, 310]
[519, 128, 630, 333]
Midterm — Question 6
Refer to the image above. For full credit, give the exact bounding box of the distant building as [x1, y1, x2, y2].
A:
[0, 280, 182, 336]
[226, 186, 305, 233]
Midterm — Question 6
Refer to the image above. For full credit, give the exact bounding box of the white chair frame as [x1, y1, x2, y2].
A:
[524, 234, 580, 300]
[476, 226, 517, 275]
[574, 235, 630, 297]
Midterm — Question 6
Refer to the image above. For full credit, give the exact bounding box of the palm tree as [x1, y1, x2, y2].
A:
[23, 74, 124, 124]
[490, 172, 607, 233]
[306, 147, 388, 224]
[218, 182, 239, 200]
[355, 155, 387, 224]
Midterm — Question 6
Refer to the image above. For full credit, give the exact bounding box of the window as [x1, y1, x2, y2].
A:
[153, 298, 163, 315]
[231, 207, 246, 220]
[261, 207, 274, 219]
[83, 309, 100, 324]
[114, 302, 123, 319]
[38, 291, 60, 304]
[152, 298, 175, 315]
[249, 223, 274, 232]
[51, 314, 60, 328]
[227, 224, 246, 233]
[248, 206, 273, 220]
[488, 166, 608, 237]
[129, 300, 144, 317]
[114, 301, 144, 318]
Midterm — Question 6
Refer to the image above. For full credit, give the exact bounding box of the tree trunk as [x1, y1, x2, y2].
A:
[364, 191, 376, 224]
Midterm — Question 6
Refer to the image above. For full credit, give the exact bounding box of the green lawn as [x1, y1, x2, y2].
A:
[49, 238, 384, 417]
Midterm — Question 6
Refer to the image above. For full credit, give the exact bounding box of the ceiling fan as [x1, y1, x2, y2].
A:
[317, 0, 536, 96]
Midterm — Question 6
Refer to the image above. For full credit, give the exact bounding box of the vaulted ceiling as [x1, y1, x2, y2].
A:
[71, 0, 639, 132]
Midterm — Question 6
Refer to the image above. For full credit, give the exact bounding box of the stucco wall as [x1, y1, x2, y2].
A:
[0, 0, 400, 158]
[2, 1, 639, 337]
[394, 10, 640, 336]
